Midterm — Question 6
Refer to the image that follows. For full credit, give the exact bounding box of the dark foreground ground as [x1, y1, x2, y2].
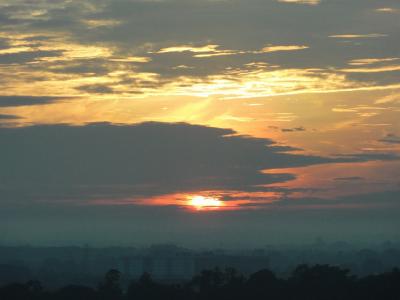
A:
[1, 265, 399, 300]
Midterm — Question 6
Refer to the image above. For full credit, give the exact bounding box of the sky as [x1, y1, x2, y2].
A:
[0, 0, 399, 247]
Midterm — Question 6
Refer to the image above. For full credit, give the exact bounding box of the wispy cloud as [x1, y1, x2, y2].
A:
[341, 65, 400, 73]
[278, 0, 320, 5]
[329, 34, 388, 39]
[260, 45, 309, 53]
[375, 7, 399, 13]
[82, 19, 121, 28]
[157, 44, 309, 56]
[156, 45, 221, 54]
[348, 58, 400, 66]
[155, 44, 244, 58]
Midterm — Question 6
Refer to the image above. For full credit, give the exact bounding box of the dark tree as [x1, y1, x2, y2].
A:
[54, 285, 97, 300]
[97, 269, 122, 300]
[127, 272, 183, 300]
[0, 283, 32, 300]
[357, 268, 400, 300]
[288, 264, 354, 300]
[246, 269, 281, 299]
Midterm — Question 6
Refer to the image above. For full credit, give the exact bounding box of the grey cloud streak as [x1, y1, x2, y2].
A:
[0, 96, 66, 107]
[1, 122, 397, 207]
[380, 134, 400, 144]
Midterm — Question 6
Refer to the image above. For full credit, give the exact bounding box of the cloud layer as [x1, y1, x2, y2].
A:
[0, 0, 399, 99]
[0, 122, 335, 205]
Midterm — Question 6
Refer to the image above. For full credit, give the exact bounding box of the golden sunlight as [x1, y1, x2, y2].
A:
[188, 195, 224, 211]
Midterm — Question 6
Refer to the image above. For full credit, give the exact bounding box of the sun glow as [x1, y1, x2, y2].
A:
[188, 195, 224, 210]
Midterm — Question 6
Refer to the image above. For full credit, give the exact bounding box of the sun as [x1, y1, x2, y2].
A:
[188, 195, 224, 210]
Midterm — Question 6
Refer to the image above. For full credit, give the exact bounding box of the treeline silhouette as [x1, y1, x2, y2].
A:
[1, 265, 399, 300]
